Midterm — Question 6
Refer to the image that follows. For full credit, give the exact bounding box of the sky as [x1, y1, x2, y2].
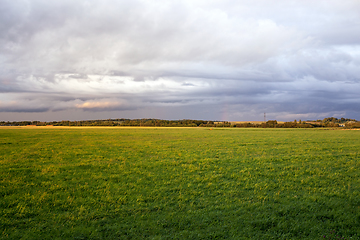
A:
[1, 0, 360, 122]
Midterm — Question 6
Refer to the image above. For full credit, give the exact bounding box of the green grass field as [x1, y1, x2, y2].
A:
[1, 127, 360, 239]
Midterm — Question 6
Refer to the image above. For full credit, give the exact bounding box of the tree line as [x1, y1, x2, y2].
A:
[1, 117, 359, 128]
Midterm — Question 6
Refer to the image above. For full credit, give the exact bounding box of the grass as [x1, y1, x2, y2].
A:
[1, 127, 360, 239]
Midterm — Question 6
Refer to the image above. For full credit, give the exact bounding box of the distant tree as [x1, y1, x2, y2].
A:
[266, 120, 278, 128]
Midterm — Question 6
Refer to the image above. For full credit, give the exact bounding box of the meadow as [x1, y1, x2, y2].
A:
[0, 127, 359, 239]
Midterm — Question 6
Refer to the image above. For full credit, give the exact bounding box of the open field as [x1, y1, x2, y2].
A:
[229, 121, 285, 124]
[1, 127, 360, 239]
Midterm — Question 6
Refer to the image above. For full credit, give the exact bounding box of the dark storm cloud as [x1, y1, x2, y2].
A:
[1, 0, 360, 121]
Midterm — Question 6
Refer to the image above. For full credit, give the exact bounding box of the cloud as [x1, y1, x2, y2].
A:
[1, 0, 360, 121]
[0, 98, 50, 113]
[74, 99, 135, 111]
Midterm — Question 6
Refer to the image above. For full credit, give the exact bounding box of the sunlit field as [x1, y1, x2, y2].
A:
[1, 127, 360, 239]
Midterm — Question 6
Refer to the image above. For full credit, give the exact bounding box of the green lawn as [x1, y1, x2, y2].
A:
[1, 127, 359, 239]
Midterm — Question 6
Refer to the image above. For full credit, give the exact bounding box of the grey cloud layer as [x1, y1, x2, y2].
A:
[1, 0, 360, 121]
